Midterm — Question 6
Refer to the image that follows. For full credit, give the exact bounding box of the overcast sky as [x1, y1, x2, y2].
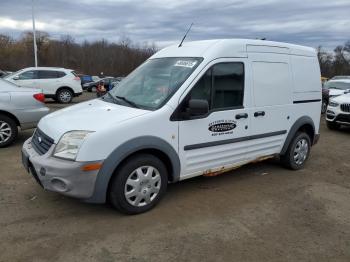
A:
[0, 0, 349, 50]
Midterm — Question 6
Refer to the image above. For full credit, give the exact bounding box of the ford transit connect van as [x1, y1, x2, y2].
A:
[22, 39, 321, 214]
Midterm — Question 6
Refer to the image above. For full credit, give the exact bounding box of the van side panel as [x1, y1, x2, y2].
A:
[290, 55, 322, 134]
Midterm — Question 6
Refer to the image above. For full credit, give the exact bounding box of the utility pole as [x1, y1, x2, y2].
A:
[32, 0, 38, 67]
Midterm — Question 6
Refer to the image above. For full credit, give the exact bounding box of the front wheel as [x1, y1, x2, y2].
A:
[109, 154, 168, 214]
[321, 100, 327, 114]
[0, 114, 18, 148]
[281, 132, 311, 170]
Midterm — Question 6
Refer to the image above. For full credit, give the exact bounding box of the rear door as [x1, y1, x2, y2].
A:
[36, 70, 60, 95]
[177, 58, 252, 180]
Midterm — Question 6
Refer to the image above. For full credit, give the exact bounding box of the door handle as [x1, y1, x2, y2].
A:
[235, 113, 248, 120]
[254, 111, 265, 117]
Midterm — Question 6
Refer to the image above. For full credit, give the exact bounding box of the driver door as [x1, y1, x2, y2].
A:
[177, 59, 252, 180]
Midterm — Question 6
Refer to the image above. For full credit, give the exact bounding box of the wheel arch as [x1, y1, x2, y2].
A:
[0, 110, 20, 127]
[56, 86, 74, 96]
[281, 116, 315, 155]
[85, 136, 181, 204]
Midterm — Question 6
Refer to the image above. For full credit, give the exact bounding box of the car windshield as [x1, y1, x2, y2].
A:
[332, 76, 350, 80]
[324, 81, 350, 90]
[109, 57, 202, 110]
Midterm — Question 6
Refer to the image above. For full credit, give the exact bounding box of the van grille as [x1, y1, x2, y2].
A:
[340, 103, 350, 113]
[31, 129, 54, 155]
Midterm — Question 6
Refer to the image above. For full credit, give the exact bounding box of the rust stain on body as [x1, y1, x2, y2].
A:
[202, 155, 275, 177]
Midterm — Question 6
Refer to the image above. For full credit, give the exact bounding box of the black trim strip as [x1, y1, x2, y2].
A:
[293, 99, 321, 104]
[184, 130, 287, 151]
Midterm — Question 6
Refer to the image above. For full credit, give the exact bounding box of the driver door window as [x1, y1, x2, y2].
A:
[18, 70, 38, 80]
[187, 62, 244, 113]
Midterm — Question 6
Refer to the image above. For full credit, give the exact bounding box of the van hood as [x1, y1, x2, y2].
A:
[330, 93, 350, 104]
[38, 99, 151, 142]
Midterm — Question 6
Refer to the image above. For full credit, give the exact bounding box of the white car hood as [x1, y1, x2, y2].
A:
[329, 89, 347, 97]
[331, 93, 350, 103]
[38, 99, 151, 142]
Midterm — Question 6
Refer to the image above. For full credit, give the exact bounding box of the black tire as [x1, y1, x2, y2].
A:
[0, 114, 18, 148]
[280, 132, 311, 170]
[56, 88, 73, 104]
[87, 86, 97, 92]
[109, 154, 168, 215]
[321, 100, 327, 114]
[326, 121, 340, 130]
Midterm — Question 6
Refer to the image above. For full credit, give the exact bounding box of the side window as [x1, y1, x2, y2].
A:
[188, 62, 244, 110]
[18, 70, 37, 80]
[57, 71, 66, 78]
[38, 70, 59, 79]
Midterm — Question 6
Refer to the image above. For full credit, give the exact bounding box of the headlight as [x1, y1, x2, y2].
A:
[53, 131, 93, 160]
[328, 101, 339, 107]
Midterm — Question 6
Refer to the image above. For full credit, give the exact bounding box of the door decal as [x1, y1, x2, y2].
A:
[208, 120, 236, 136]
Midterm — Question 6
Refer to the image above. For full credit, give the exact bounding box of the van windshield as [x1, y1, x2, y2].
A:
[109, 57, 202, 110]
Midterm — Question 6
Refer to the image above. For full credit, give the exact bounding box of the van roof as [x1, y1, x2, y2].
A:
[151, 39, 317, 60]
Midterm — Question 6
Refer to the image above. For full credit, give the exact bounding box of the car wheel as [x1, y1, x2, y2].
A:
[91, 86, 97, 92]
[56, 89, 73, 104]
[109, 154, 168, 215]
[281, 132, 311, 170]
[0, 114, 18, 148]
[326, 121, 340, 130]
[321, 100, 327, 114]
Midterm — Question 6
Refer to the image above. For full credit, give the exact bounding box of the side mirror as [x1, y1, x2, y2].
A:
[13, 76, 19, 80]
[187, 99, 209, 116]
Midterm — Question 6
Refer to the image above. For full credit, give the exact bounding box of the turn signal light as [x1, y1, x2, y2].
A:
[33, 93, 45, 103]
[81, 163, 102, 172]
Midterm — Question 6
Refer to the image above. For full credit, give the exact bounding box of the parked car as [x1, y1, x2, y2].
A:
[84, 77, 119, 92]
[4, 67, 83, 103]
[323, 79, 350, 96]
[326, 92, 350, 130]
[0, 79, 49, 147]
[330, 75, 350, 80]
[22, 39, 321, 214]
[79, 75, 93, 87]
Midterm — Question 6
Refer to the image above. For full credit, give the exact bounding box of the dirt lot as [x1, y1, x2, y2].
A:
[0, 92, 350, 262]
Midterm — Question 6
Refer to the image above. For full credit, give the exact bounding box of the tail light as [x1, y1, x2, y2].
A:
[33, 93, 45, 103]
[74, 76, 81, 81]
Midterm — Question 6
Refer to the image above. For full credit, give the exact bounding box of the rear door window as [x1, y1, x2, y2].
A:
[38, 70, 59, 79]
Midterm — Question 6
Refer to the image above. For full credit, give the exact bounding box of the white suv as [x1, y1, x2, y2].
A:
[22, 39, 321, 214]
[5, 67, 82, 103]
[326, 93, 350, 129]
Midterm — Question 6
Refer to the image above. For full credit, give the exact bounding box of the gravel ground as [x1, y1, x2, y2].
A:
[0, 92, 349, 262]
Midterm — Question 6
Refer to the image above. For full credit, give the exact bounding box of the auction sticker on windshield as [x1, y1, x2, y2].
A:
[174, 60, 197, 68]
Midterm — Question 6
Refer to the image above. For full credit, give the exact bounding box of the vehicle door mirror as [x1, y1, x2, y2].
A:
[13, 76, 19, 80]
[187, 99, 209, 116]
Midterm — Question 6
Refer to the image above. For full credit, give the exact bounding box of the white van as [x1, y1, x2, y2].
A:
[22, 39, 321, 214]
[5, 67, 83, 103]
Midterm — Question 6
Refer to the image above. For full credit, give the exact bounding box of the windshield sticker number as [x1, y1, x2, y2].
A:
[174, 60, 197, 68]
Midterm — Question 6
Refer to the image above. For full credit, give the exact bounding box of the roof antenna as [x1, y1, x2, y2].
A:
[178, 23, 193, 47]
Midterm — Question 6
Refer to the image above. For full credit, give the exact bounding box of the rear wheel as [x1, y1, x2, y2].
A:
[0, 114, 18, 148]
[281, 132, 311, 170]
[56, 89, 73, 103]
[326, 121, 340, 130]
[109, 154, 168, 214]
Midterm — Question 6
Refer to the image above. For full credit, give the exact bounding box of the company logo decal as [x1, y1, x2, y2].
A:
[208, 120, 236, 136]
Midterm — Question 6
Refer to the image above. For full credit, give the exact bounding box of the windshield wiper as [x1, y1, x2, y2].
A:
[115, 95, 139, 108]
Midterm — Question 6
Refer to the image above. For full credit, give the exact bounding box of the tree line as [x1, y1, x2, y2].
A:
[0, 31, 349, 78]
[0, 31, 157, 77]
[318, 41, 350, 78]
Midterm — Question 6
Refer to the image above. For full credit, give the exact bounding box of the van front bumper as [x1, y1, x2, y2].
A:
[21, 137, 101, 199]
